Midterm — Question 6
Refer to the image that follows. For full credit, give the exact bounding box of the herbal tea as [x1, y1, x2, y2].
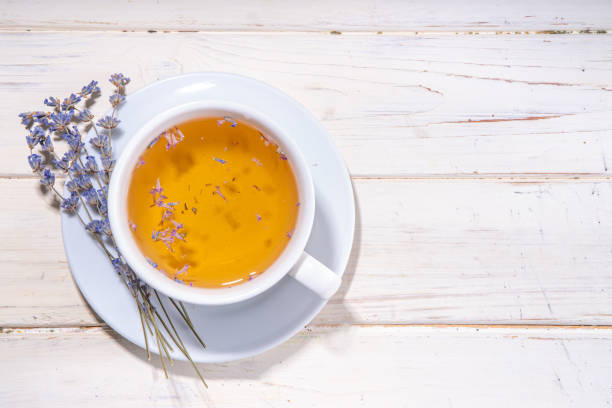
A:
[127, 117, 299, 288]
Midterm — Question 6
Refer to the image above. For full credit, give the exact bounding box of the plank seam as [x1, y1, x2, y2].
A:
[0, 29, 611, 35]
[3, 323, 612, 330]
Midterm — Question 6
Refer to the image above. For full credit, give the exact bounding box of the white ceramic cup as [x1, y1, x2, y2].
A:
[108, 100, 341, 305]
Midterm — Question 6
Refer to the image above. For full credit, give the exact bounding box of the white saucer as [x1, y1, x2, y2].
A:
[62, 73, 355, 363]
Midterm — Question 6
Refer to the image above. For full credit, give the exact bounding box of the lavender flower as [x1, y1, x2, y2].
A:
[28, 154, 43, 172]
[109, 92, 125, 108]
[43, 97, 60, 108]
[97, 186, 108, 198]
[26, 134, 39, 150]
[60, 192, 80, 213]
[101, 217, 112, 236]
[96, 116, 120, 130]
[70, 161, 85, 177]
[86, 220, 104, 234]
[84, 155, 98, 172]
[61, 93, 81, 111]
[19, 111, 46, 127]
[77, 109, 94, 122]
[80, 80, 100, 97]
[65, 180, 78, 192]
[109, 73, 130, 89]
[97, 192, 108, 216]
[101, 157, 115, 172]
[26, 126, 45, 149]
[62, 127, 83, 151]
[111, 258, 128, 275]
[52, 151, 75, 172]
[75, 174, 93, 190]
[37, 116, 50, 127]
[82, 187, 98, 206]
[98, 169, 110, 184]
[40, 135, 54, 152]
[89, 134, 108, 149]
[49, 111, 73, 133]
[40, 168, 55, 187]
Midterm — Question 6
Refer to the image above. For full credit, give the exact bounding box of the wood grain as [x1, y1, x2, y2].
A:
[4, 32, 612, 177]
[3, 5, 612, 404]
[1, 0, 611, 32]
[2, 325, 612, 407]
[3, 177, 612, 327]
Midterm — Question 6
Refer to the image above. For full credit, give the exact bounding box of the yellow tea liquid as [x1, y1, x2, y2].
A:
[127, 117, 299, 288]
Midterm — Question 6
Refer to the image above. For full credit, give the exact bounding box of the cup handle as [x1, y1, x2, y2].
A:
[288, 252, 341, 299]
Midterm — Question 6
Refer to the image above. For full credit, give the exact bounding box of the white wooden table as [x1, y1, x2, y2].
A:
[2, 1, 612, 406]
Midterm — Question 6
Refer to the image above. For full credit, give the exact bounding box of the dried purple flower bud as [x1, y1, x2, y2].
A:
[97, 186, 108, 198]
[75, 174, 93, 190]
[52, 151, 75, 172]
[28, 154, 43, 172]
[44, 97, 60, 108]
[96, 116, 120, 130]
[77, 109, 94, 122]
[109, 92, 125, 108]
[19, 111, 46, 128]
[62, 127, 82, 151]
[98, 169, 110, 184]
[80, 80, 100, 97]
[26, 135, 38, 150]
[84, 156, 98, 173]
[65, 180, 78, 192]
[40, 168, 55, 187]
[40, 135, 54, 153]
[111, 258, 128, 275]
[89, 134, 108, 149]
[101, 217, 112, 236]
[109, 73, 130, 88]
[82, 187, 98, 206]
[86, 220, 104, 234]
[61, 93, 82, 111]
[97, 193, 108, 216]
[60, 191, 80, 212]
[70, 162, 84, 177]
[101, 157, 115, 172]
[49, 111, 73, 133]
[26, 126, 44, 149]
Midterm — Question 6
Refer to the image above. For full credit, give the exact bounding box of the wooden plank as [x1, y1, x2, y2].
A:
[3, 178, 612, 327]
[1, 0, 611, 32]
[1, 325, 612, 407]
[5, 32, 612, 177]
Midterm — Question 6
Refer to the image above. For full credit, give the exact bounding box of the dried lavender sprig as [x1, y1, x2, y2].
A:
[20, 74, 207, 386]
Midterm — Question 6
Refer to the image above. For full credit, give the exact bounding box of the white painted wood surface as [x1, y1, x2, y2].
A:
[1, 0, 611, 32]
[2, 1, 612, 406]
[2, 32, 612, 176]
[4, 178, 612, 327]
[3, 326, 612, 407]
